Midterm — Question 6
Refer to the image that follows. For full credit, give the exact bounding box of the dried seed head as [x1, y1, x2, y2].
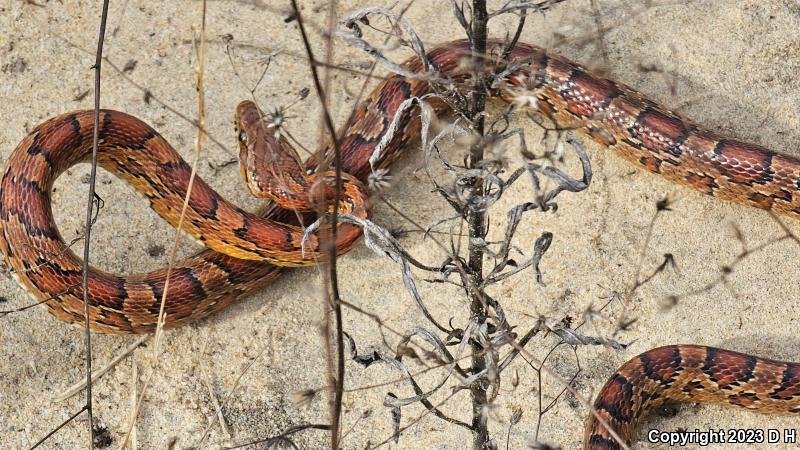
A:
[511, 406, 523, 425]
[511, 92, 539, 110]
[266, 107, 286, 130]
[507, 78, 540, 111]
[396, 345, 418, 359]
[524, 436, 561, 450]
[290, 388, 318, 407]
[483, 134, 511, 167]
[368, 168, 392, 192]
[454, 132, 479, 148]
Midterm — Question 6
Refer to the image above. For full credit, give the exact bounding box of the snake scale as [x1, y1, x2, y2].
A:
[1, 39, 799, 448]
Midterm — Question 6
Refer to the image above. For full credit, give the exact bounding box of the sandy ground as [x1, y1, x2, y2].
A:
[1, 0, 799, 449]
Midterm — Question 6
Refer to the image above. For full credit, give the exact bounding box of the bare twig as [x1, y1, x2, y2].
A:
[79, 1, 111, 446]
[29, 406, 88, 449]
[288, 1, 347, 447]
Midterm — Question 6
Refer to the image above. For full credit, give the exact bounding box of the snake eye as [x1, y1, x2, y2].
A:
[239, 131, 247, 143]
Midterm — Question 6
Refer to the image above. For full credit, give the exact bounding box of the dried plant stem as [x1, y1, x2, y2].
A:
[129, 357, 137, 450]
[288, 1, 346, 447]
[150, 0, 208, 348]
[467, 0, 490, 448]
[119, 3, 207, 449]
[81, 1, 111, 447]
[29, 406, 88, 449]
[200, 339, 230, 439]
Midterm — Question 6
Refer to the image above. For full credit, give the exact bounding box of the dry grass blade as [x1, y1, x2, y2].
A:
[55, 336, 150, 402]
[128, 357, 138, 450]
[199, 337, 230, 440]
[119, 2, 207, 449]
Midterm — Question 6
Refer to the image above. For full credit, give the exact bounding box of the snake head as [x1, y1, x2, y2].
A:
[234, 100, 312, 210]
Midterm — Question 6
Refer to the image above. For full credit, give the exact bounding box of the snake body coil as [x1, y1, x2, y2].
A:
[1, 40, 798, 448]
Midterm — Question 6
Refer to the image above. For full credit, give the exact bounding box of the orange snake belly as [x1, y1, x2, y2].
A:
[1, 40, 798, 448]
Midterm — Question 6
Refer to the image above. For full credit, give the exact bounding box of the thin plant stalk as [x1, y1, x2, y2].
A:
[81, 0, 111, 447]
[467, 0, 490, 447]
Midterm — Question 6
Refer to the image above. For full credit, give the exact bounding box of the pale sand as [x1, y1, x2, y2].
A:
[1, 1, 799, 449]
